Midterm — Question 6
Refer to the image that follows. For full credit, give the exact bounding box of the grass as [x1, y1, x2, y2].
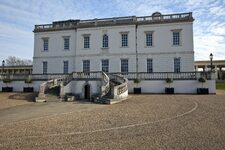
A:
[216, 83, 225, 90]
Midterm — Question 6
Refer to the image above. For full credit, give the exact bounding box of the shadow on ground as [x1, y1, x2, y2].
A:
[7, 92, 38, 102]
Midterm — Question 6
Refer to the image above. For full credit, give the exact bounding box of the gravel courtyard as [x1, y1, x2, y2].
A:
[0, 91, 225, 149]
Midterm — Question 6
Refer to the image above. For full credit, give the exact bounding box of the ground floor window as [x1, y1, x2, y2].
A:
[43, 61, 48, 74]
[63, 61, 69, 74]
[147, 59, 153, 73]
[174, 58, 181, 73]
[121, 59, 128, 74]
[83, 60, 90, 72]
[101, 59, 109, 73]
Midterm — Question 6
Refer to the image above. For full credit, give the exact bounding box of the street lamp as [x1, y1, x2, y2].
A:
[209, 53, 213, 72]
[2, 60, 5, 74]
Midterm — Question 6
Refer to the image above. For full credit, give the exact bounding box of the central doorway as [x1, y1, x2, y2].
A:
[84, 84, 91, 100]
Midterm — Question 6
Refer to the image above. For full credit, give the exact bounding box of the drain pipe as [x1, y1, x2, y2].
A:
[134, 17, 138, 79]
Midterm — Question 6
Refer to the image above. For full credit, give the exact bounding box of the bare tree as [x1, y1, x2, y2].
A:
[5, 56, 32, 66]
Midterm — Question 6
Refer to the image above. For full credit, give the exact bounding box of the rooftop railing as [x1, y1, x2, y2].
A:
[34, 12, 193, 32]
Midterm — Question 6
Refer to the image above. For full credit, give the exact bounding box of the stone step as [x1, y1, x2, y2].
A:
[98, 96, 128, 105]
[35, 97, 46, 103]
[45, 94, 60, 102]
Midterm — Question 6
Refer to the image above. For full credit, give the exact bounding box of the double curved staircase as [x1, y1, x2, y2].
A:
[36, 72, 128, 104]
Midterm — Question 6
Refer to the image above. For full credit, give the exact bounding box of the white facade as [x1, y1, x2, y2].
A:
[0, 12, 217, 97]
[33, 12, 194, 74]
[0, 80, 216, 94]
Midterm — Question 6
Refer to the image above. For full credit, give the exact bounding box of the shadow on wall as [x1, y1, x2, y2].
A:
[8, 93, 38, 102]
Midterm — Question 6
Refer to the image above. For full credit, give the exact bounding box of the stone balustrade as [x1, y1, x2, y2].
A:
[34, 12, 193, 32]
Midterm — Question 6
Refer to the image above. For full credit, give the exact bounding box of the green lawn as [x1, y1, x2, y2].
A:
[216, 83, 225, 90]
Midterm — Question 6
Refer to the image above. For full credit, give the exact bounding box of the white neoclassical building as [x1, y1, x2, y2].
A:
[33, 12, 194, 74]
[0, 12, 216, 103]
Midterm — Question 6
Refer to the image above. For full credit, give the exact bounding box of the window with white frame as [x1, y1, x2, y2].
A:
[84, 36, 90, 48]
[146, 32, 153, 47]
[64, 37, 70, 50]
[102, 34, 108, 48]
[43, 61, 48, 74]
[63, 61, 69, 74]
[83, 60, 90, 72]
[147, 59, 153, 73]
[121, 33, 128, 47]
[101, 59, 109, 73]
[172, 31, 181, 46]
[174, 58, 181, 73]
[121, 59, 128, 74]
[43, 38, 49, 51]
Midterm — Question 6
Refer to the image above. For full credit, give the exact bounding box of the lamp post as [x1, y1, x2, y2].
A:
[2, 60, 5, 74]
[209, 53, 213, 72]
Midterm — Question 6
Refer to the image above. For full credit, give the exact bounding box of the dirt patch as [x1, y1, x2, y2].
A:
[0, 92, 37, 109]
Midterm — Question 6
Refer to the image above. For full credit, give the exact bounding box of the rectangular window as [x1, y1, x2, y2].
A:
[43, 39, 48, 51]
[43, 61, 48, 74]
[174, 58, 181, 73]
[173, 31, 180, 45]
[121, 59, 128, 74]
[64, 38, 70, 50]
[102, 59, 109, 73]
[121, 34, 128, 47]
[83, 60, 90, 72]
[146, 33, 153, 47]
[102, 34, 108, 48]
[147, 59, 153, 73]
[84, 36, 90, 48]
[63, 61, 69, 74]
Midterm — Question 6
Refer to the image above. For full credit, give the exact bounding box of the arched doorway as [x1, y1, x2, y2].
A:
[84, 84, 91, 100]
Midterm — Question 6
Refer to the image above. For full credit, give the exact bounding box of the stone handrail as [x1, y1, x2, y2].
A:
[72, 72, 102, 80]
[0, 72, 213, 81]
[101, 72, 110, 97]
[110, 74, 128, 99]
[35, 72, 105, 102]
[36, 77, 64, 102]
[36, 74, 74, 102]
[109, 72, 212, 80]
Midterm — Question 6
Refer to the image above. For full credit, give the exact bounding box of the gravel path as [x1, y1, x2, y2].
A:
[0, 92, 225, 149]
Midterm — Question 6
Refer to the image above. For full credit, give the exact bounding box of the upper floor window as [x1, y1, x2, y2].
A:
[83, 60, 90, 72]
[43, 61, 48, 74]
[64, 37, 70, 50]
[101, 59, 109, 73]
[121, 33, 128, 47]
[172, 30, 181, 46]
[146, 32, 153, 47]
[63, 61, 69, 74]
[102, 34, 108, 48]
[43, 38, 49, 51]
[147, 59, 153, 73]
[174, 58, 181, 73]
[121, 59, 128, 74]
[83, 36, 90, 49]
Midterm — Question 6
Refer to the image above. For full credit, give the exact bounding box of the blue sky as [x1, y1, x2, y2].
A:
[0, 0, 225, 63]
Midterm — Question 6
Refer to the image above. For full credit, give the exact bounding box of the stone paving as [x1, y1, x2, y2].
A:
[0, 91, 225, 149]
